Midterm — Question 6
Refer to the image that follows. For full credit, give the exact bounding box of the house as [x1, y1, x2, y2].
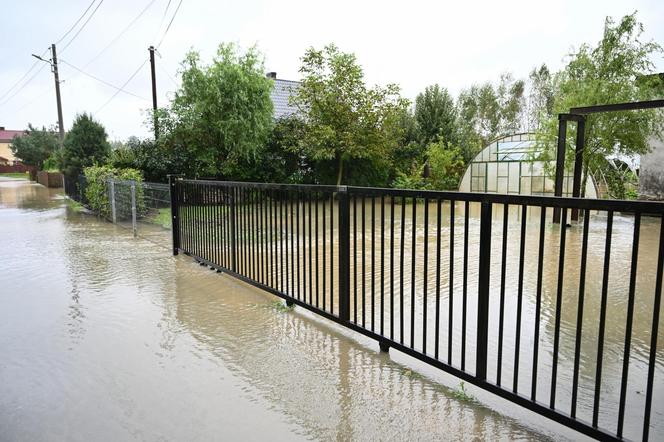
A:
[0, 127, 26, 166]
[267, 72, 299, 120]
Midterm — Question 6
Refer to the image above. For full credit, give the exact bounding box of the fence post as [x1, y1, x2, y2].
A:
[230, 187, 237, 272]
[168, 174, 182, 256]
[338, 187, 351, 322]
[476, 200, 492, 381]
[109, 179, 117, 223]
[130, 181, 137, 238]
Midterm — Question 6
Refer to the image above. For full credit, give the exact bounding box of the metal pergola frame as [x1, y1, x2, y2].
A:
[553, 99, 664, 222]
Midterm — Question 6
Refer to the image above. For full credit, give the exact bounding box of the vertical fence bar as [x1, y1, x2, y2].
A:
[476, 201, 492, 381]
[410, 197, 417, 349]
[643, 216, 664, 442]
[462, 200, 469, 369]
[497, 203, 508, 386]
[423, 198, 429, 354]
[130, 181, 137, 238]
[338, 188, 350, 321]
[571, 209, 590, 418]
[110, 179, 117, 223]
[448, 200, 455, 364]
[168, 175, 180, 255]
[513, 205, 527, 393]
[593, 211, 613, 428]
[230, 188, 237, 272]
[550, 207, 568, 408]
[532, 206, 547, 401]
[617, 213, 640, 438]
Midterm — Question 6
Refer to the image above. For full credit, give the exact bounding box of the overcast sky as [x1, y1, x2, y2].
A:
[1, 0, 662, 140]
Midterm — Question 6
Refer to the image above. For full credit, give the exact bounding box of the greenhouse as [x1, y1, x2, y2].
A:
[458, 133, 598, 198]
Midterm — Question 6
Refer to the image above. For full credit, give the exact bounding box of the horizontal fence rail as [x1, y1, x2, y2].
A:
[170, 177, 664, 442]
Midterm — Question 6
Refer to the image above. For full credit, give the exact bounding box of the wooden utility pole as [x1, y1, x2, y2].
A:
[149, 46, 158, 139]
[51, 44, 65, 146]
[34, 45, 65, 146]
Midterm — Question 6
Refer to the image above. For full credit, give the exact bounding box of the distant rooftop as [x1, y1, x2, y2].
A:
[0, 128, 25, 143]
[267, 72, 300, 120]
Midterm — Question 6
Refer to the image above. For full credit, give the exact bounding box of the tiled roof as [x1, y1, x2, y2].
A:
[0, 129, 25, 143]
[270, 79, 300, 120]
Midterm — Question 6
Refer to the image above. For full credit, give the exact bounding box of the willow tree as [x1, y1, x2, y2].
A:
[157, 43, 274, 178]
[291, 44, 407, 185]
[536, 13, 663, 197]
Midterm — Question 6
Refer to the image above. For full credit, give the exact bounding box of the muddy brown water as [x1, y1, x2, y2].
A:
[0, 178, 660, 441]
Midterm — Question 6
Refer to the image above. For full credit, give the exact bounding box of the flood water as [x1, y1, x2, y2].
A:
[0, 178, 582, 441]
[179, 186, 664, 440]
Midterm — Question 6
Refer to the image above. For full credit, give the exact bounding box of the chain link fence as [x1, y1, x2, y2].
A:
[65, 175, 172, 246]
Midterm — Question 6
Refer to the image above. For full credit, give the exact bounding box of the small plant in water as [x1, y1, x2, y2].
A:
[271, 300, 295, 313]
[452, 381, 477, 403]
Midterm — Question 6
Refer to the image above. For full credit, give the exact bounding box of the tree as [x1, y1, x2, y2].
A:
[426, 140, 466, 190]
[526, 64, 555, 131]
[10, 124, 58, 169]
[496, 73, 526, 134]
[157, 43, 274, 178]
[61, 113, 110, 179]
[456, 83, 500, 160]
[414, 85, 457, 146]
[536, 12, 664, 197]
[456, 74, 529, 162]
[291, 44, 408, 185]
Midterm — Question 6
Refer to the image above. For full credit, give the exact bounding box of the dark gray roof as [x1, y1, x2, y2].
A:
[270, 79, 300, 120]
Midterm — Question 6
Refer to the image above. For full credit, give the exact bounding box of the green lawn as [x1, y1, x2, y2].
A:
[0, 172, 30, 179]
[145, 207, 172, 229]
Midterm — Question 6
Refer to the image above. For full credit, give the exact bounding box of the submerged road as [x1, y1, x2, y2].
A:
[0, 179, 577, 441]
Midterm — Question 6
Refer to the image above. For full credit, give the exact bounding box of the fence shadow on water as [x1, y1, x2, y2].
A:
[169, 178, 664, 442]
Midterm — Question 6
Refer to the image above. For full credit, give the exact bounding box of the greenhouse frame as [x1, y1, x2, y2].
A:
[458, 133, 598, 199]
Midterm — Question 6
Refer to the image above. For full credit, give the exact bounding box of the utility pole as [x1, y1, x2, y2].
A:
[32, 44, 65, 147]
[149, 46, 158, 139]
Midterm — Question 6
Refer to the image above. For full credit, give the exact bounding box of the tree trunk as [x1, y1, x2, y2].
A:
[336, 153, 344, 186]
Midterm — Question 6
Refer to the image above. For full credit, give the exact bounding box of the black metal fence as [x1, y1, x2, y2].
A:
[170, 177, 664, 441]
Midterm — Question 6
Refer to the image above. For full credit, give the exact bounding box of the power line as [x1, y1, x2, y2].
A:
[153, 0, 173, 40]
[0, 63, 49, 107]
[55, 0, 98, 45]
[77, 0, 158, 71]
[60, 59, 148, 100]
[94, 60, 149, 115]
[0, 48, 49, 103]
[156, 0, 183, 49]
[0, 0, 102, 109]
[60, 0, 105, 53]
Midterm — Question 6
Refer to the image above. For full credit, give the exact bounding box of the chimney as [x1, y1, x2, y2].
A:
[0, 126, 5, 131]
[266, 72, 277, 79]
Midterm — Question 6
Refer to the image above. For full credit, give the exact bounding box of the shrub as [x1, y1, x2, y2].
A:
[83, 165, 144, 219]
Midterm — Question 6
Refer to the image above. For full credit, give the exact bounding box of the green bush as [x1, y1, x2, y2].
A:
[83, 165, 144, 219]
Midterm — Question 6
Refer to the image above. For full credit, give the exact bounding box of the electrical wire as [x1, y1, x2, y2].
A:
[55, 0, 98, 45]
[0, 63, 49, 108]
[157, 62, 179, 88]
[156, 0, 183, 49]
[60, 0, 105, 53]
[0, 47, 49, 103]
[60, 59, 148, 100]
[78, 0, 158, 70]
[94, 60, 149, 115]
[0, 0, 97, 105]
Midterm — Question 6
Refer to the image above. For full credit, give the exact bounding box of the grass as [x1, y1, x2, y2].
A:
[269, 300, 295, 313]
[0, 172, 30, 180]
[452, 381, 477, 403]
[65, 198, 85, 212]
[147, 207, 172, 229]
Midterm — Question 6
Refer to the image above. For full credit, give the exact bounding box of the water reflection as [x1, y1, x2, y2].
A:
[0, 180, 560, 441]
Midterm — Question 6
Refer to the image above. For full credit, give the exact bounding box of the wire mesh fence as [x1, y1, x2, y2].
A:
[65, 175, 172, 246]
